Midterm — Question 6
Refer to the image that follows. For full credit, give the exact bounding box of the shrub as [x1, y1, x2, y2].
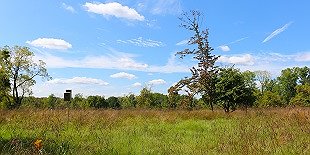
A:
[289, 84, 310, 106]
[257, 91, 284, 107]
[87, 96, 107, 108]
[106, 96, 121, 109]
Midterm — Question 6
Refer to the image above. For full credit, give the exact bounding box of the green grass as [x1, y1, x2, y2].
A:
[0, 108, 309, 154]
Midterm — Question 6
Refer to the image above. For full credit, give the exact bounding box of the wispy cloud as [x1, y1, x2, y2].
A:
[228, 37, 249, 45]
[150, 0, 182, 15]
[34, 50, 191, 73]
[61, 3, 76, 13]
[34, 51, 148, 70]
[47, 77, 109, 85]
[83, 2, 144, 21]
[176, 39, 189, 46]
[218, 37, 248, 52]
[110, 72, 137, 80]
[26, 38, 72, 50]
[263, 22, 293, 43]
[117, 37, 164, 47]
[295, 52, 310, 62]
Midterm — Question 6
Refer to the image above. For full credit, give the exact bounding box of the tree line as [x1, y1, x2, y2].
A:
[1, 11, 309, 112]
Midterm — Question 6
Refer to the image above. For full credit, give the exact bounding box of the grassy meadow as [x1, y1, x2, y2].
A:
[0, 108, 309, 154]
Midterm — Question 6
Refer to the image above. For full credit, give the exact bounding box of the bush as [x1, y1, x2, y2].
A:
[87, 96, 108, 108]
[257, 91, 284, 107]
[71, 93, 89, 108]
[289, 84, 310, 106]
[106, 96, 121, 109]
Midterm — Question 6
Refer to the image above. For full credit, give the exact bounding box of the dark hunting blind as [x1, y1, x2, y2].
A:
[64, 90, 72, 101]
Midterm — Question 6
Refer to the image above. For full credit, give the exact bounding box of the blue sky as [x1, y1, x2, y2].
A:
[1, 0, 309, 97]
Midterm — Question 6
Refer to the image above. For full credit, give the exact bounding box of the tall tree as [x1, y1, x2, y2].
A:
[0, 48, 11, 104]
[0, 46, 51, 108]
[254, 70, 271, 94]
[277, 68, 299, 104]
[169, 10, 220, 111]
[296, 66, 310, 85]
[215, 68, 256, 112]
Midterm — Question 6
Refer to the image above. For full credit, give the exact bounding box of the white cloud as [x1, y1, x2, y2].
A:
[218, 54, 255, 65]
[84, 2, 144, 21]
[148, 79, 166, 85]
[34, 52, 148, 70]
[47, 77, 109, 85]
[295, 52, 310, 62]
[110, 72, 137, 80]
[34, 50, 191, 73]
[176, 39, 189, 46]
[62, 3, 76, 13]
[263, 22, 293, 43]
[117, 37, 164, 47]
[27, 38, 72, 50]
[218, 45, 230, 52]
[132, 82, 142, 87]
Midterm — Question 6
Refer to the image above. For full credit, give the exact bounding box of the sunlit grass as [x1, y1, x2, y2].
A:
[0, 108, 309, 154]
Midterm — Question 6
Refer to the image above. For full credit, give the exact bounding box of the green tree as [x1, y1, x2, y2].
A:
[45, 94, 58, 108]
[257, 91, 284, 107]
[106, 96, 121, 109]
[151, 93, 168, 108]
[87, 96, 107, 109]
[72, 93, 88, 108]
[254, 70, 271, 94]
[136, 87, 153, 108]
[119, 94, 137, 108]
[0, 48, 11, 105]
[215, 68, 256, 113]
[0, 46, 51, 108]
[169, 10, 219, 111]
[296, 66, 310, 85]
[289, 84, 310, 106]
[277, 68, 299, 104]
[240, 71, 257, 110]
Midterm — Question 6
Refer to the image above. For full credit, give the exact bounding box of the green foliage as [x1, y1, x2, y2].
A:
[106, 96, 121, 109]
[119, 94, 137, 108]
[87, 96, 108, 108]
[21, 96, 43, 108]
[215, 68, 256, 112]
[289, 84, 310, 106]
[1, 109, 309, 154]
[0, 48, 11, 107]
[277, 68, 299, 104]
[254, 70, 271, 93]
[170, 10, 219, 111]
[46, 94, 58, 108]
[151, 93, 169, 108]
[296, 66, 310, 85]
[0, 46, 51, 108]
[136, 87, 153, 107]
[72, 93, 89, 108]
[256, 91, 284, 107]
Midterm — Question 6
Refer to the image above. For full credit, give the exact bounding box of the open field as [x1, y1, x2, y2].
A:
[0, 108, 309, 154]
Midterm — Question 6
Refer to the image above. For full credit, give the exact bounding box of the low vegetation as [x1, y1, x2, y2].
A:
[0, 108, 309, 154]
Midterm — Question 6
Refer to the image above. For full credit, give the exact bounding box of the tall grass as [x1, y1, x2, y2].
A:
[0, 108, 309, 154]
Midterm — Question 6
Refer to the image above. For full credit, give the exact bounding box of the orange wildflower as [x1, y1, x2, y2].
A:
[34, 139, 43, 150]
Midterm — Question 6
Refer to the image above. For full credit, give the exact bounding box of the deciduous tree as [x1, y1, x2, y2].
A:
[169, 10, 219, 111]
[0, 46, 51, 108]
